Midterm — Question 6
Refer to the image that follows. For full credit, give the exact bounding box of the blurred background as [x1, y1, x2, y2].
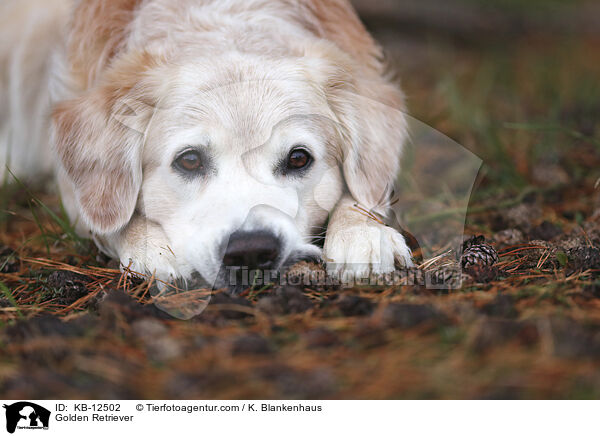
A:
[354, 0, 599, 202]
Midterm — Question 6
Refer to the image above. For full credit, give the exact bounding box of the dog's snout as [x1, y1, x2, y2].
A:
[222, 231, 281, 269]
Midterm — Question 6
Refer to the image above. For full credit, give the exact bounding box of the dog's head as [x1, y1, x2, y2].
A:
[51, 0, 407, 287]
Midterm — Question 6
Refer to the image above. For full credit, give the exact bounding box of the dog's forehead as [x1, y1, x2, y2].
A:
[156, 61, 329, 147]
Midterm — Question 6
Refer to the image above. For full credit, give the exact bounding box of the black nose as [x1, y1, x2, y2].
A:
[222, 231, 281, 270]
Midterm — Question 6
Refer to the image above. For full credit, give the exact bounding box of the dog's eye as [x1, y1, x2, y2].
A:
[175, 150, 203, 172]
[287, 148, 312, 171]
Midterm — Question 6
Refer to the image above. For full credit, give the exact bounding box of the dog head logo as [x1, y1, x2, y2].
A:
[3, 402, 50, 434]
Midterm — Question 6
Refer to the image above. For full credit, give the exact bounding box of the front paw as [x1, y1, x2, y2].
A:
[323, 223, 413, 277]
[119, 242, 185, 285]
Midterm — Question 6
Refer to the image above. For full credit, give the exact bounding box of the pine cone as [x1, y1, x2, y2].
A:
[461, 235, 498, 268]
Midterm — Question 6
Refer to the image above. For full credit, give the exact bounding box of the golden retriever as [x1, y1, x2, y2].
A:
[0, 0, 412, 289]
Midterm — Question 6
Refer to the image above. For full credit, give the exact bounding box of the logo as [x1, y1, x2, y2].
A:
[3, 403, 50, 434]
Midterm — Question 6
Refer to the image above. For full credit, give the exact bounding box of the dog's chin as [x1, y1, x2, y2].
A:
[210, 245, 323, 294]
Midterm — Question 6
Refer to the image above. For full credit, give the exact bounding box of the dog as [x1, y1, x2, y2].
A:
[1, 0, 413, 289]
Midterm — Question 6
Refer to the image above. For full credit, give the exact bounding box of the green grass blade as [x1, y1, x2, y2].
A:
[0, 281, 24, 319]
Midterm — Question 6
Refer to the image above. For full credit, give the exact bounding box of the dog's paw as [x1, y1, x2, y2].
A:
[323, 222, 413, 277]
[119, 242, 186, 285]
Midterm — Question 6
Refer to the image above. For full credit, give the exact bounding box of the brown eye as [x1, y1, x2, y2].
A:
[287, 148, 312, 171]
[175, 150, 203, 172]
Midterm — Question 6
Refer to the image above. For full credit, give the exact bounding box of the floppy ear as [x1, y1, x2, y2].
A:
[52, 0, 151, 234]
[51, 86, 151, 235]
[336, 81, 407, 214]
[330, 76, 407, 215]
[299, 1, 407, 214]
[306, 44, 407, 215]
